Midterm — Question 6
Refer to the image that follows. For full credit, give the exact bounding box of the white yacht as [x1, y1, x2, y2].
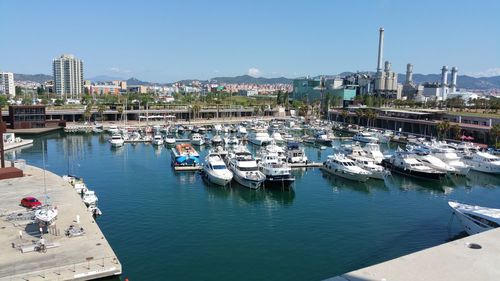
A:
[449, 201, 500, 235]
[285, 142, 308, 164]
[211, 134, 224, 146]
[353, 132, 378, 143]
[321, 154, 371, 182]
[227, 146, 266, 189]
[225, 135, 239, 145]
[271, 132, 285, 144]
[107, 125, 119, 134]
[109, 134, 125, 147]
[191, 133, 205, 146]
[248, 128, 273, 146]
[408, 147, 456, 174]
[152, 134, 164, 146]
[350, 156, 390, 180]
[261, 141, 286, 163]
[83, 190, 98, 206]
[237, 125, 248, 138]
[258, 152, 295, 188]
[463, 152, 500, 174]
[202, 152, 233, 186]
[381, 150, 447, 181]
[431, 145, 470, 176]
[363, 143, 385, 164]
[165, 134, 176, 145]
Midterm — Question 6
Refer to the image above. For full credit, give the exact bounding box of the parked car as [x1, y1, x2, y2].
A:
[20, 197, 42, 209]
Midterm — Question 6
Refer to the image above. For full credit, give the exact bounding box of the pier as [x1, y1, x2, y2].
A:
[327, 228, 500, 281]
[0, 164, 121, 281]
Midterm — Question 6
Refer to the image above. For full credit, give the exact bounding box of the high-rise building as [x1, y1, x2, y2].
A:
[0, 72, 15, 97]
[53, 54, 84, 99]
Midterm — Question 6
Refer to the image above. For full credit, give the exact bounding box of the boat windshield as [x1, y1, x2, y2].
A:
[212, 165, 226, 170]
[465, 213, 500, 228]
[238, 166, 258, 171]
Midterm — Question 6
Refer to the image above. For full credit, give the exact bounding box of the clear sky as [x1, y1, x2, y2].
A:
[1, 0, 499, 82]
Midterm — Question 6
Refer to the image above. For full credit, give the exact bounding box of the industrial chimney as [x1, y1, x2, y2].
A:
[441, 66, 449, 100]
[450, 67, 458, 93]
[376, 28, 384, 73]
[406, 63, 413, 83]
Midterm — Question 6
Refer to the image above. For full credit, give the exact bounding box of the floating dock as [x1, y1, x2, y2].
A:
[172, 165, 202, 171]
[290, 162, 322, 168]
[0, 164, 122, 281]
[4, 139, 34, 151]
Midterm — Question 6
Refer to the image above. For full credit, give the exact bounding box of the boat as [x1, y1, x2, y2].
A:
[202, 152, 233, 186]
[225, 135, 239, 145]
[462, 152, 500, 174]
[314, 132, 332, 146]
[431, 145, 470, 175]
[107, 125, 119, 134]
[109, 134, 125, 147]
[381, 150, 447, 181]
[212, 145, 229, 160]
[258, 152, 295, 188]
[227, 145, 266, 189]
[350, 156, 390, 180]
[211, 134, 224, 146]
[152, 134, 164, 146]
[285, 142, 308, 164]
[165, 134, 176, 145]
[321, 154, 371, 182]
[191, 133, 205, 146]
[408, 146, 456, 174]
[248, 128, 273, 146]
[271, 132, 285, 144]
[353, 132, 379, 143]
[88, 205, 103, 217]
[448, 201, 500, 235]
[237, 125, 248, 138]
[171, 143, 201, 169]
[35, 205, 58, 225]
[83, 190, 98, 206]
[363, 143, 385, 164]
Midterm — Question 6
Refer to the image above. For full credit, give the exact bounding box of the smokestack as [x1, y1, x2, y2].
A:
[406, 63, 413, 83]
[451, 67, 458, 93]
[441, 66, 449, 100]
[377, 27, 384, 73]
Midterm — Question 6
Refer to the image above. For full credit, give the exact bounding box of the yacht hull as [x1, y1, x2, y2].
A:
[381, 159, 446, 181]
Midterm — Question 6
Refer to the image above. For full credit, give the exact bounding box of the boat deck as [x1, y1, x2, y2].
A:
[0, 164, 122, 281]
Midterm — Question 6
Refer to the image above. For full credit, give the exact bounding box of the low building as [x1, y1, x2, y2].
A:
[238, 89, 258, 96]
[331, 87, 357, 104]
[8, 105, 46, 129]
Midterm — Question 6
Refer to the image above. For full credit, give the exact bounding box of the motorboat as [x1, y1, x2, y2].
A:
[321, 154, 371, 182]
[314, 132, 332, 146]
[449, 201, 500, 235]
[109, 134, 124, 147]
[353, 131, 379, 143]
[431, 145, 470, 175]
[381, 150, 447, 181]
[212, 124, 222, 133]
[83, 190, 98, 206]
[63, 175, 89, 194]
[198, 126, 207, 134]
[202, 152, 233, 186]
[462, 152, 500, 174]
[225, 135, 239, 145]
[211, 134, 224, 146]
[271, 132, 285, 144]
[107, 125, 119, 134]
[248, 128, 273, 146]
[237, 125, 248, 138]
[165, 134, 176, 145]
[35, 205, 58, 225]
[363, 143, 385, 164]
[191, 133, 205, 146]
[285, 142, 308, 164]
[227, 145, 266, 189]
[88, 205, 103, 217]
[171, 143, 200, 168]
[408, 146, 456, 174]
[152, 134, 164, 146]
[262, 141, 286, 163]
[212, 145, 229, 160]
[258, 152, 295, 188]
[350, 156, 390, 180]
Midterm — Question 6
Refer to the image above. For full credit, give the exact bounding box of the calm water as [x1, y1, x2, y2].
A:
[7, 132, 500, 281]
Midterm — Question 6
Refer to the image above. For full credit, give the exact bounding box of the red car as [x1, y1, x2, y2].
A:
[21, 197, 42, 209]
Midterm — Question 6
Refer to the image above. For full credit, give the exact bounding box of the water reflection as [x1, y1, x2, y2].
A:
[385, 174, 453, 194]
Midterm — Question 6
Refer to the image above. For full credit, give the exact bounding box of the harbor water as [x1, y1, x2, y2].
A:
[7, 132, 500, 281]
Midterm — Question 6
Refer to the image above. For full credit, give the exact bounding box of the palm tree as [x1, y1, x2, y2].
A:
[97, 103, 106, 121]
[355, 109, 365, 125]
[437, 120, 451, 140]
[491, 124, 500, 148]
[340, 110, 349, 124]
[83, 105, 92, 123]
[450, 124, 461, 140]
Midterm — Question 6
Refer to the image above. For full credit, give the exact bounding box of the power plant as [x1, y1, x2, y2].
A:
[374, 27, 399, 98]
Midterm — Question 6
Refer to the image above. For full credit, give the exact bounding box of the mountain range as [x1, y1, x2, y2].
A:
[13, 73, 500, 90]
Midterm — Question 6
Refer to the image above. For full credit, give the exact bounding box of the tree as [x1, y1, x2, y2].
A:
[491, 124, 500, 148]
[340, 110, 350, 123]
[437, 121, 451, 140]
[450, 124, 461, 140]
[355, 109, 365, 125]
[98, 103, 106, 121]
[83, 105, 92, 123]
[15, 86, 23, 96]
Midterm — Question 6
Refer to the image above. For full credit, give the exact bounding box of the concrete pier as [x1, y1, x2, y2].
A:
[0, 164, 121, 281]
[327, 228, 500, 281]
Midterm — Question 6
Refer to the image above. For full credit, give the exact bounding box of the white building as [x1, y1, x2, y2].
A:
[0, 72, 15, 97]
[238, 89, 258, 96]
[53, 54, 84, 99]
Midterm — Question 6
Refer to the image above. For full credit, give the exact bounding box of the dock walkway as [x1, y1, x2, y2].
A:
[0, 164, 121, 281]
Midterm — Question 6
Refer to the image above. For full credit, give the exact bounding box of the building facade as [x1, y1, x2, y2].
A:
[0, 72, 15, 97]
[8, 105, 46, 129]
[53, 54, 84, 99]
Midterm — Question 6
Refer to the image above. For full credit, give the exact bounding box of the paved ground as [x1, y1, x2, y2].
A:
[0, 164, 121, 281]
[327, 228, 500, 281]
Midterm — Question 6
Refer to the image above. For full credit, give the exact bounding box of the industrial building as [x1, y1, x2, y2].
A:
[419, 65, 459, 101]
[292, 76, 344, 102]
[373, 28, 400, 98]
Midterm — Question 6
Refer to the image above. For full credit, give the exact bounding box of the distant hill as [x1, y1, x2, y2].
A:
[209, 75, 292, 85]
[14, 73, 52, 83]
[88, 75, 124, 82]
[397, 74, 500, 89]
[126, 77, 151, 86]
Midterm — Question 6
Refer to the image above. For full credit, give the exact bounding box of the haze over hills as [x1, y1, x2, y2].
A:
[13, 72, 500, 90]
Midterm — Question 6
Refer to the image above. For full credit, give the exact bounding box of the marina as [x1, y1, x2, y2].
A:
[3, 118, 500, 280]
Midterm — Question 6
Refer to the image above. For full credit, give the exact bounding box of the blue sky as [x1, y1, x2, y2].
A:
[1, 0, 499, 82]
